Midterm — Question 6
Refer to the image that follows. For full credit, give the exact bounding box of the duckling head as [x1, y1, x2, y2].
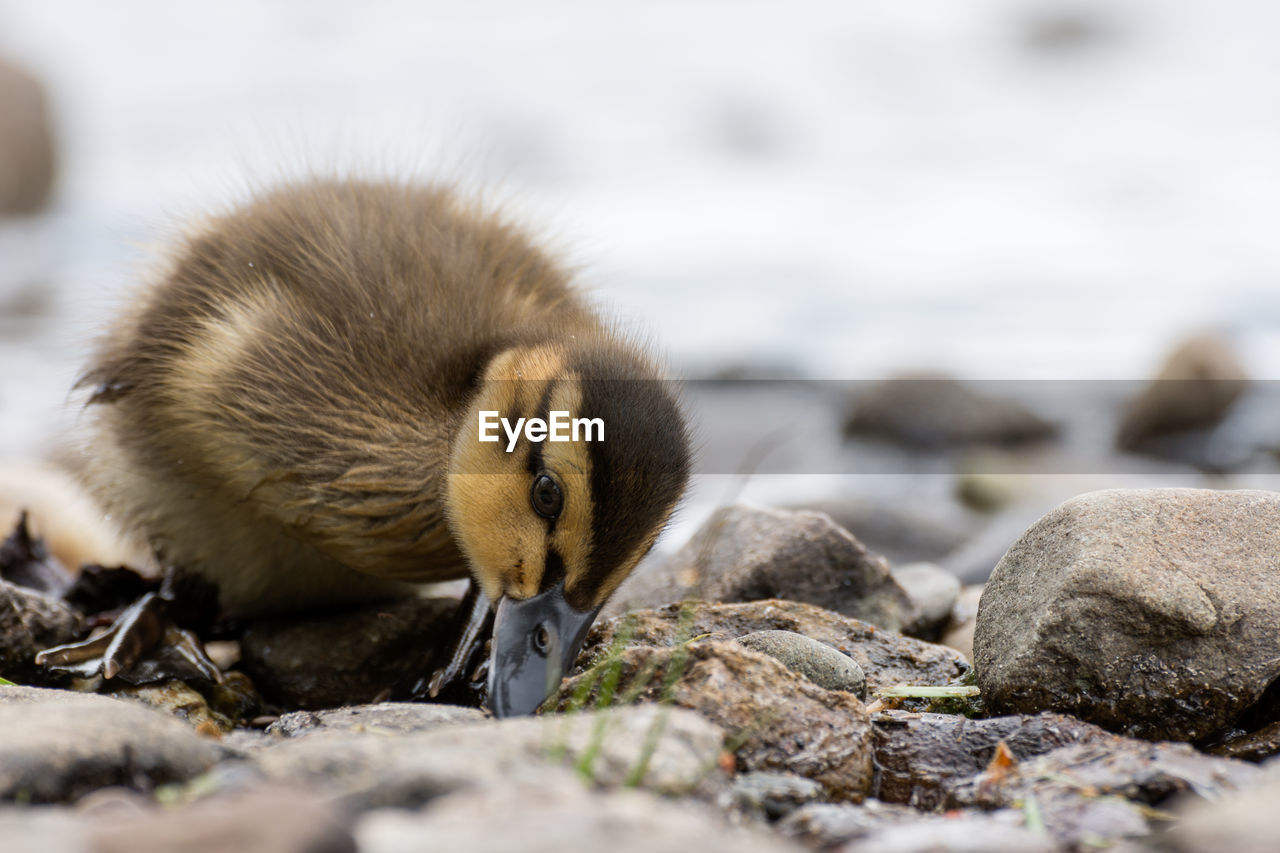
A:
[447, 338, 690, 716]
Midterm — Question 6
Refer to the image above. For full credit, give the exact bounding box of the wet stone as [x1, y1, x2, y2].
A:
[736, 630, 866, 697]
[561, 640, 873, 802]
[606, 505, 917, 633]
[581, 599, 969, 694]
[0, 685, 221, 802]
[239, 596, 458, 709]
[949, 737, 1259, 849]
[975, 488, 1280, 742]
[776, 800, 923, 849]
[870, 710, 1111, 809]
[0, 578, 83, 684]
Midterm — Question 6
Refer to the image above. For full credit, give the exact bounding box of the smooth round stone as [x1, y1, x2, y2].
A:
[736, 630, 866, 698]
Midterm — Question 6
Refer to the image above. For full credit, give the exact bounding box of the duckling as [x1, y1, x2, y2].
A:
[51, 179, 691, 716]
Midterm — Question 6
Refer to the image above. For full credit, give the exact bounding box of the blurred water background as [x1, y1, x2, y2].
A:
[2, 1, 1278, 555]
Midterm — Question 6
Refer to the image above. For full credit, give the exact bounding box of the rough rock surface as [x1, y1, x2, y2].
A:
[842, 374, 1057, 449]
[870, 710, 1111, 808]
[560, 640, 872, 801]
[356, 777, 805, 853]
[89, 786, 357, 853]
[239, 596, 458, 709]
[736, 630, 866, 696]
[975, 488, 1280, 742]
[891, 562, 960, 641]
[950, 737, 1258, 848]
[1117, 334, 1248, 451]
[0, 578, 83, 684]
[1160, 764, 1280, 853]
[779, 802, 1053, 852]
[0, 58, 56, 215]
[254, 704, 728, 808]
[582, 600, 969, 693]
[605, 505, 917, 633]
[0, 685, 221, 802]
[266, 702, 485, 738]
[730, 771, 824, 820]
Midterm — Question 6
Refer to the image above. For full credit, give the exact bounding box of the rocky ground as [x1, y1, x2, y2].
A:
[4, 458, 1280, 851]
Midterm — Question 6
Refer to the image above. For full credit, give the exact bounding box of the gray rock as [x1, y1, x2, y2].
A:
[786, 497, 977, 566]
[0, 58, 56, 215]
[0, 578, 83, 684]
[0, 807, 89, 853]
[254, 704, 727, 809]
[736, 630, 866, 697]
[843, 374, 1057, 450]
[581, 599, 969, 693]
[777, 800, 923, 848]
[267, 703, 485, 738]
[891, 563, 960, 641]
[606, 505, 917, 633]
[89, 786, 356, 853]
[842, 812, 1057, 853]
[0, 685, 221, 802]
[1161, 774, 1280, 853]
[951, 737, 1258, 848]
[1117, 334, 1248, 453]
[871, 710, 1111, 809]
[356, 777, 804, 853]
[239, 596, 458, 709]
[940, 583, 982, 662]
[731, 771, 824, 820]
[975, 488, 1280, 742]
[561, 640, 873, 801]
[1205, 719, 1280, 763]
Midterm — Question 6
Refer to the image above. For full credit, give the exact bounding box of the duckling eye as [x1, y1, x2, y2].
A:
[532, 623, 552, 655]
[530, 473, 563, 519]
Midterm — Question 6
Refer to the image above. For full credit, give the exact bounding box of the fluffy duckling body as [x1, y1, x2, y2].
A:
[77, 179, 691, 714]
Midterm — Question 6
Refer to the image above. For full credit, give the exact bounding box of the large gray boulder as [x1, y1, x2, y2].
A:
[975, 488, 1280, 742]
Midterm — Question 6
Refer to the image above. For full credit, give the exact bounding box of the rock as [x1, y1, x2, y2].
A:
[0, 578, 83, 684]
[849, 813, 1056, 853]
[842, 374, 1057, 450]
[109, 681, 234, 733]
[975, 488, 1280, 742]
[267, 703, 485, 738]
[239, 596, 458, 709]
[1160, 771, 1280, 853]
[356, 777, 804, 853]
[606, 505, 917, 633]
[561, 640, 872, 801]
[0, 58, 56, 215]
[939, 584, 982, 662]
[776, 800, 923, 848]
[0, 807, 90, 853]
[254, 704, 727, 808]
[785, 497, 976, 565]
[90, 786, 356, 853]
[736, 630, 866, 696]
[0, 685, 221, 802]
[950, 737, 1258, 848]
[1116, 334, 1249, 469]
[731, 771, 825, 820]
[1205, 720, 1280, 763]
[891, 563, 960, 641]
[581, 600, 969, 693]
[870, 710, 1111, 808]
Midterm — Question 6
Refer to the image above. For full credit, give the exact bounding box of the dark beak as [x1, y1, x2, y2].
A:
[486, 580, 600, 718]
